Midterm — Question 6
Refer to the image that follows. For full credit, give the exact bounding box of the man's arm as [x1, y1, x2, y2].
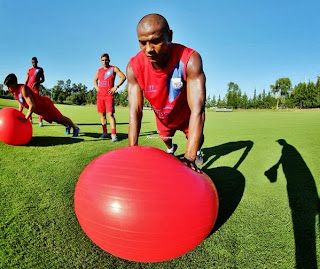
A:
[39, 68, 45, 84]
[18, 103, 23, 112]
[25, 71, 30, 85]
[184, 51, 206, 164]
[109, 67, 127, 94]
[127, 62, 143, 146]
[21, 86, 36, 120]
[93, 70, 100, 92]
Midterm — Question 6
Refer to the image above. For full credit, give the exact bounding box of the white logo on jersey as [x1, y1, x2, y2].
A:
[171, 77, 183, 89]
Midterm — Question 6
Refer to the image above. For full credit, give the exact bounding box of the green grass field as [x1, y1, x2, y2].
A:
[0, 98, 319, 269]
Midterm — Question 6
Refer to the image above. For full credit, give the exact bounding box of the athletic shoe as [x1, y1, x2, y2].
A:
[195, 151, 203, 166]
[111, 135, 118, 142]
[100, 133, 109, 139]
[72, 127, 80, 137]
[65, 126, 71, 135]
[166, 144, 178, 155]
[39, 122, 43, 127]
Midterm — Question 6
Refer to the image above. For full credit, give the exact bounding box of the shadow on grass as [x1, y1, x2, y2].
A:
[76, 122, 130, 126]
[83, 132, 129, 141]
[27, 136, 83, 147]
[265, 139, 319, 269]
[201, 140, 254, 235]
[83, 130, 158, 140]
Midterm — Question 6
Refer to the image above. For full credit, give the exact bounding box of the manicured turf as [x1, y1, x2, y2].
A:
[0, 98, 319, 268]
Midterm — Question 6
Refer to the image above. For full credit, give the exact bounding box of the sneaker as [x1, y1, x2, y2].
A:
[166, 144, 178, 155]
[72, 127, 80, 137]
[65, 126, 71, 135]
[195, 151, 203, 166]
[111, 135, 118, 142]
[99, 132, 109, 139]
[39, 122, 43, 127]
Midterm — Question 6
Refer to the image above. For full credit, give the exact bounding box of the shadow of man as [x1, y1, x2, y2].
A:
[201, 140, 253, 235]
[265, 139, 319, 269]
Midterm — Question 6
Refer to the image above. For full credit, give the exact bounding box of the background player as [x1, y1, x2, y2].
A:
[4, 73, 79, 137]
[25, 56, 45, 126]
[94, 53, 126, 142]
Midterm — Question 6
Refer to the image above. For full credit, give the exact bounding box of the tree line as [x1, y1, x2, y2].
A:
[1, 76, 320, 109]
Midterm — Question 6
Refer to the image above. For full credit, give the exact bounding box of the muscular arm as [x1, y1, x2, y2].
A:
[93, 71, 100, 92]
[25, 71, 30, 85]
[21, 86, 36, 120]
[114, 67, 126, 88]
[127, 62, 143, 146]
[109, 67, 127, 94]
[39, 68, 45, 84]
[184, 51, 206, 162]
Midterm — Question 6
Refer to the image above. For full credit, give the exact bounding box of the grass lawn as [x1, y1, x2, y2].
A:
[0, 98, 319, 269]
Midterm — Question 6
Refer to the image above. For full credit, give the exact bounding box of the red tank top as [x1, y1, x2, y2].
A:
[27, 67, 43, 93]
[97, 66, 116, 97]
[130, 43, 194, 129]
[14, 85, 48, 115]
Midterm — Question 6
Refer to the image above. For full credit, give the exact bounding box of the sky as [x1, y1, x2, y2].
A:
[1, 0, 319, 98]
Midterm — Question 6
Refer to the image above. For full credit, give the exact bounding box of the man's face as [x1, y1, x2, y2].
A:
[32, 59, 37, 68]
[137, 23, 171, 66]
[101, 56, 110, 68]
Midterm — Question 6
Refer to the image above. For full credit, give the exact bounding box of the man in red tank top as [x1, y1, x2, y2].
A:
[4, 73, 80, 137]
[25, 57, 45, 126]
[94, 53, 126, 142]
[127, 14, 206, 171]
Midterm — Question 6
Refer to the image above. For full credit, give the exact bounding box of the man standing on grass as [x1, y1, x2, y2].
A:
[127, 13, 206, 172]
[94, 53, 126, 142]
[4, 73, 80, 137]
[25, 56, 45, 126]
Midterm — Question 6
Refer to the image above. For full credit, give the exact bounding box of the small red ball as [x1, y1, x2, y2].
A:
[0, 107, 32, 145]
[74, 146, 219, 262]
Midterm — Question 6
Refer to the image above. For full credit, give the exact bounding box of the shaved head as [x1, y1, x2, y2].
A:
[137, 13, 170, 33]
[136, 14, 173, 69]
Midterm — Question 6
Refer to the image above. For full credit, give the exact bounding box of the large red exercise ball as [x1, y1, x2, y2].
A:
[74, 146, 219, 262]
[0, 107, 32, 145]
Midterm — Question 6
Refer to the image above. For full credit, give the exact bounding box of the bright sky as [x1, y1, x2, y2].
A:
[1, 0, 319, 98]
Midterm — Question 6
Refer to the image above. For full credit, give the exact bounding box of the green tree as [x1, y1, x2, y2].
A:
[206, 95, 212, 108]
[270, 77, 292, 109]
[52, 80, 65, 103]
[85, 88, 97, 104]
[226, 82, 241, 109]
[39, 85, 51, 98]
[292, 83, 307, 108]
[0, 84, 4, 97]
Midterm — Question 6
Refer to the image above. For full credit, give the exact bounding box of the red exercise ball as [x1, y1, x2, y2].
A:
[74, 146, 219, 262]
[0, 107, 32, 145]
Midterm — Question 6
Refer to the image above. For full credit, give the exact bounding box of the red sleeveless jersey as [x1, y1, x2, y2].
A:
[27, 67, 43, 93]
[13, 84, 62, 122]
[130, 43, 194, 129]
[97, 66, 116, 98]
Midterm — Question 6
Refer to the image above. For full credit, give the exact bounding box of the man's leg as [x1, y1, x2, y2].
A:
[39, 115, 43, 127]
[155, 117, 178, 154]
[100, 112, 108, 139]
[107, 112, 117, 142]
[59, 116, 80, 137]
